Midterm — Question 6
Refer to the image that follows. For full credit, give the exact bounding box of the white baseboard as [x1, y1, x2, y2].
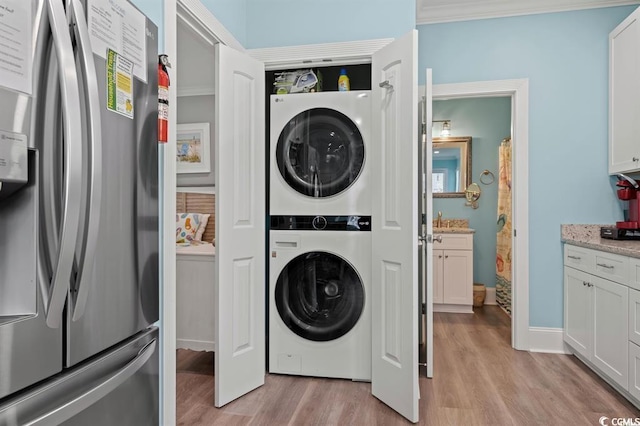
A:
[484, 287, 497, 305]
[528, 327, 572, 354]
[433, 304, 473, 313]
[177, 339, 216, 352]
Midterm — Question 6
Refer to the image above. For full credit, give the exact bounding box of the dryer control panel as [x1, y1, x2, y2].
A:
[271, 215, 371, 231]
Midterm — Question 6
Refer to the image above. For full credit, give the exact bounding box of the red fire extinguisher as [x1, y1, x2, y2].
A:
[158, 54, 171, 144]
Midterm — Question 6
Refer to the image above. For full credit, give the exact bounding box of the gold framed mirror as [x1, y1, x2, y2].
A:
[432, 136, 472, 198]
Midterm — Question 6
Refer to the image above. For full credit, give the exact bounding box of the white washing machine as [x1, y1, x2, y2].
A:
[268, 215, 371, 381]
[270, 91, 372, 216]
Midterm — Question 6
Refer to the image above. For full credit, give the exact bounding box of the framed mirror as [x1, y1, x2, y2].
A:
[432, 136, 472, 198]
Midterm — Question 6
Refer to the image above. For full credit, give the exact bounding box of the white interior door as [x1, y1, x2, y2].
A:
[214, 43, 265, 407]
[424, 69, 434, 379]
[371, 30, 419, 423]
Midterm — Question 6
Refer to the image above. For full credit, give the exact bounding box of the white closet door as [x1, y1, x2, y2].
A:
[214, 43, 266, 407]
[371, 30, 420, 423]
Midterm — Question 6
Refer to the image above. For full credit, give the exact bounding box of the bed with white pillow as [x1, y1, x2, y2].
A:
[175, 192, 217, 352]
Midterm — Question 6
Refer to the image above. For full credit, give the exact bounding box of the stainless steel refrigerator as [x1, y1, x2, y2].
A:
[0, 0, 159, 424]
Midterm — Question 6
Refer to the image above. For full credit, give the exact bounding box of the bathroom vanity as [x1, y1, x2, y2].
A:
[432, 229, 475, 313]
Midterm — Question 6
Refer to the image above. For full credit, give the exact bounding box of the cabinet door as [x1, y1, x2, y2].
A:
[564, 267, 592, 359]
[592, 275, 629, 389]
[609, 8, 640, 174]
[432, 250, 444, 304]
[629, 341, 640, 401]
[443, 250, 472, 305]
[630, 288, 640, 346]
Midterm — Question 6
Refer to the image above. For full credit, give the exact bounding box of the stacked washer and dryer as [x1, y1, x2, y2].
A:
[269, 90, 373, 381]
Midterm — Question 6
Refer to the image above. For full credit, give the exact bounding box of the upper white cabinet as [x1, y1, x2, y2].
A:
[609, 7, 640, 174]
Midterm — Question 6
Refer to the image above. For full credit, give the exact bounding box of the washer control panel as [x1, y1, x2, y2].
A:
[271, 215, 371, 231]
[312, 216, 327, 230]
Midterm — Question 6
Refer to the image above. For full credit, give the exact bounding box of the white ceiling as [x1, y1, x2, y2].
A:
[416, 0, 640, 24]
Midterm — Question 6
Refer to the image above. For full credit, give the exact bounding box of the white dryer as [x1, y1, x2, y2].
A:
[270, 91, 372, 216]
[269, 215, 371, 381]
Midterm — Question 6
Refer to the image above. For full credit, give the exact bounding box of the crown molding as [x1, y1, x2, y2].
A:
[417, 0, 640, 25]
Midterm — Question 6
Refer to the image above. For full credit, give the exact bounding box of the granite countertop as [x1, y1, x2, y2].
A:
[561, 224, 640, 259]
[432, 218, 474, 233]
[433, 227, 476, 234]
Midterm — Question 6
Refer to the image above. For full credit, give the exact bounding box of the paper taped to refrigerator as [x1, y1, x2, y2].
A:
[0, 129, 27, 183]
[106, 49, 134, 119]
[88, 0, 147, 83]
[0, 0, 32, 94]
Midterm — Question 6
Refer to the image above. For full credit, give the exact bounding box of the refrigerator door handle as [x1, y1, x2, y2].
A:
[42, 0, 84, 328]
[24, 339, 157, 426]
[68, 0, 103, 321]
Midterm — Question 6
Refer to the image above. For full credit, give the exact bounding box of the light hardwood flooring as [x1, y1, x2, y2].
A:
[176, 306, 640, 425]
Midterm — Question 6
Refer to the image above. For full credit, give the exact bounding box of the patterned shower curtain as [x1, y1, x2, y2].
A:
[496, 138, 512, 315]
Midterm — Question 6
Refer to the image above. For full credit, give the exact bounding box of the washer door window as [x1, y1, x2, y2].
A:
[276, 108, 365, 198]
[275, 251, 365, 342]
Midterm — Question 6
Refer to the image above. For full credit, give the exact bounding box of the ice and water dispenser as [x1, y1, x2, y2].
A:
[0, 133, 37, 320]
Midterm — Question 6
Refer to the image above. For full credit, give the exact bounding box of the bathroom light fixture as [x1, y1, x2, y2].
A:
[433, 120, 451, 137]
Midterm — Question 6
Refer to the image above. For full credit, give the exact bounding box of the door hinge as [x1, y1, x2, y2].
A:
[421, 303, 426, 314]
[421, 123, 427, 135]
[514, 229, 517, 237]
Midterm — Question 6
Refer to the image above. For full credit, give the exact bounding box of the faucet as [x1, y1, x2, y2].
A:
[437, 211, 442, 228]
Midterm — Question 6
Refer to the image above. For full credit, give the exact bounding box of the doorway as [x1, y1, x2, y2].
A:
[432, 79, 529, 350]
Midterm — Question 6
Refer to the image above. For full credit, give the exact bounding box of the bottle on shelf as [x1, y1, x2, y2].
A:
[338, 68, 350, 91]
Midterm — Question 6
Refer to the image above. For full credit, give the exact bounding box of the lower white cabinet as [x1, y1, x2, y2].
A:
[564, 244, 635, 404]
[629, 341, 640, 401]
[433, 233, 473, 312]
[564, 266, 592, 360]
[592, 275, 628, 389]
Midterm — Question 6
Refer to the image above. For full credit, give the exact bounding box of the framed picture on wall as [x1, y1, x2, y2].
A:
[176, 122, 211, 174]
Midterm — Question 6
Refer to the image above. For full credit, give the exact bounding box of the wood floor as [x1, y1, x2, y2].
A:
[176, 306, 640, 425]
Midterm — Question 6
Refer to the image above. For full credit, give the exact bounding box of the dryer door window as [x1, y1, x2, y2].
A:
[276, 108, 365, 198]
[275, 251, 365, 342]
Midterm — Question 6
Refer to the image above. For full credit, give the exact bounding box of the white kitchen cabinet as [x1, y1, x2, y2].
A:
[592, 275, 628, 389]
[564, 244, 636, 404]
[433, 233, 473, 312]
[629, 288, 640, 346]
[629, 341, 640, 401]
[609, 6, 640, 174]
[564, 266, 592, 360]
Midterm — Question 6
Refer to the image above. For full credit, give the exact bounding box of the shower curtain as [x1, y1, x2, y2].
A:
[496, 138, 512, 316]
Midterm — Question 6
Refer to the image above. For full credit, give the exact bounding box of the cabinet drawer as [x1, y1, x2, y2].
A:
[564, 244, 629, 284]
[435, 233, 472, 250]
[564, 245, 595, 273]
[594, 250, 629, 283]
[630, 258, 640, 291]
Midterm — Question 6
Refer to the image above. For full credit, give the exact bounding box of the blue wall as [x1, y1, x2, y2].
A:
[200, 0, 248, 46]
[433, 97, 512, 292]
[419, 6, 633, 327]
[244, 0, 415, 48]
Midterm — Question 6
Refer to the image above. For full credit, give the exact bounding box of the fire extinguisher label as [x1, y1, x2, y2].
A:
[159, 85, 169, 103]
[158, 103, 169, 120]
